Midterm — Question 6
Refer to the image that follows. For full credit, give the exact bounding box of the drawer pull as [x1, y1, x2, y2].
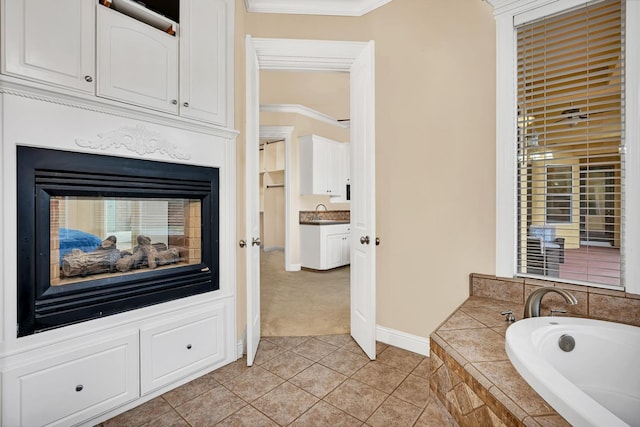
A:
[186, 344, 192, 350]
[75, 385, 84, 392]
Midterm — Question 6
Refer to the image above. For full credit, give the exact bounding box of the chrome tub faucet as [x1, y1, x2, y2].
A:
[524, 287, 578, 318]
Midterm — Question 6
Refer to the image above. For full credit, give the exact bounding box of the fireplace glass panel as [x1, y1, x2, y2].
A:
[51, 196, 202, 286]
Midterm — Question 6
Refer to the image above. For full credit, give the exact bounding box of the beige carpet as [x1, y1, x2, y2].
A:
[260, 249, 350, 336]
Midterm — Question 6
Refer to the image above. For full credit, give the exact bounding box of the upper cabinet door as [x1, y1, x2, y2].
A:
[179, 0, 228, 126]
[97, 6, 178, 114]
[2, 0, 95, 93]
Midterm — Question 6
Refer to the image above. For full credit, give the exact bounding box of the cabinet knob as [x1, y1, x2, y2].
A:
[171, 99, 178, 105]
[183, 102, 190, 107]
[84, 75, 93, 83]
[75, 385, 84, 392]
[186, 344, 192, 350]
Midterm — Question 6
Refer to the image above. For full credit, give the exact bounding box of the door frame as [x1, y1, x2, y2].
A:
[260, 125, 295, 270]
[245, 37, 376, 362]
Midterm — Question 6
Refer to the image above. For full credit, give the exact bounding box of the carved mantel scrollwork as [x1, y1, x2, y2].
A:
[76, 125, 191, 160]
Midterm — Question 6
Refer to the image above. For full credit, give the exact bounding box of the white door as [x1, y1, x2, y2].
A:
[245, 36, 261, 366]
[350, 41, 377, 360]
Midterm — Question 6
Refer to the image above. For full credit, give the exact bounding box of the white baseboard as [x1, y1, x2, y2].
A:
[376, 325, 430, 356]
[287, 263, 301, 272]
[237, 327, 246, 360]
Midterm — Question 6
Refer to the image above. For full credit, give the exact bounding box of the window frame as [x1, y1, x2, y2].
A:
[493, 0, 640, 293]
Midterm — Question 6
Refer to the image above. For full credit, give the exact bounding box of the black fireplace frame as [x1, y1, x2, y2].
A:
[17, 146, 220, 337]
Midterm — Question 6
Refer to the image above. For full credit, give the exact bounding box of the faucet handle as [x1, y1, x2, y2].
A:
[501, 310, 516, 323]
[550, 308, 567, 317]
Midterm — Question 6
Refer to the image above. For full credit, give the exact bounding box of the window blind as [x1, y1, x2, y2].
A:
[516, 0, 624, 287]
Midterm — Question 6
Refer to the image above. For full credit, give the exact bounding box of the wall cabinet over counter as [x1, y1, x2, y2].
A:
[299, 135, 350, 198]
[1, 0, 233, 128]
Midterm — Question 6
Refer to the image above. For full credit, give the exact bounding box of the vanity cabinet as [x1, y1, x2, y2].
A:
[300, 223, 351, 270]
[1, 0, 95, 93]
[299, 135, 346, 196]
[97, 5, 179, 114]
[2, 332, 139, 427]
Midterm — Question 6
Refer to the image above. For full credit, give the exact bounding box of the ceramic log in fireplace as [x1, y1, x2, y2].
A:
[16, 146, 219, 337]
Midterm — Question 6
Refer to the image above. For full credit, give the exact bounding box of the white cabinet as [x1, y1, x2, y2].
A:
[326, 231, 350, 268]
[300, 223, 351, 270]
[2, 332, 139, 427]
[179, 0, 229, 126]
[300, 135, 346, 196]
[1, 0, 95, 93]
[97, 5, 179, 114]
[2, 0, 233, 127]
[140, 304, 227, 394]
[97, 0, 230, 123]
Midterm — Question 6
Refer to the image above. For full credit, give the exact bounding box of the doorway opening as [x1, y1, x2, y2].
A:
[257, 85, 351, 336]
[245, 37, 376, 364]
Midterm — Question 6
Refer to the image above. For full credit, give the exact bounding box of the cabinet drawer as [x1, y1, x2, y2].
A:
[141, 305, 226, 394]
[2, 332, 139, 427]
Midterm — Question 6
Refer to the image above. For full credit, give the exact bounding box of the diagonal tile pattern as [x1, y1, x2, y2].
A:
[99, 335, 457, 426]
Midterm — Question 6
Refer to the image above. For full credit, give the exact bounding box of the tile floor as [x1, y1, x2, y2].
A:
[100, 335, 456, 426]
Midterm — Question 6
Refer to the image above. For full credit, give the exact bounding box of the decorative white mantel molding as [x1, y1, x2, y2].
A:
[76, 125, 191, 160]
[245, 0, 392, 16]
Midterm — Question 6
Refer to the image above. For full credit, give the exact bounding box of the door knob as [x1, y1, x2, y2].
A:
[239, 240, 246, 248]
[252, 237, 261, 247]
[360, 236, 370, 245]
[375, 237, 380, 246]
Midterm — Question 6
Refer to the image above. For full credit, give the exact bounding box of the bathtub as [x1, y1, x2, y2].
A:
[505, 317, 640, 427]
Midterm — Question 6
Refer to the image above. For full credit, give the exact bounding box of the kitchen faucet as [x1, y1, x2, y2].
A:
[524, 287, 577, 318]
[314, 203, 327, 220]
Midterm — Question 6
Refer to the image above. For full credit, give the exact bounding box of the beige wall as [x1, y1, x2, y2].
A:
[235, 0, 497, 340]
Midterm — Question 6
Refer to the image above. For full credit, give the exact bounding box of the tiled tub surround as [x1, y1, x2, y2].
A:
[430, 274, 640, 427]
[470, 273, 640, 327]
[299, 210, 350, 222]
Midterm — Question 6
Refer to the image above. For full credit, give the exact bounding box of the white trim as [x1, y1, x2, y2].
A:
[495, 13, 517, 278]
[236, 339, 244, 360]
[259, 126, 295, 271]
[491, 0, 638, 292]
[376, 325, 429, 357]
[625, 0, 640, 296]
[260, 104, 349, 129]
[252, 38, 370, 72]
[244, 0, 392, 16]
[0, 75, 239, 139]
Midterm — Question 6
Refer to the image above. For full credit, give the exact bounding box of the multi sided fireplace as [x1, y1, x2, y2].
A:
[17, 146, 219, 337]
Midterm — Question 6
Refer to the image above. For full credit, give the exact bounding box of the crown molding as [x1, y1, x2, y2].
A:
[260, 104, 349, 128]
[244, 0, 392, 16]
